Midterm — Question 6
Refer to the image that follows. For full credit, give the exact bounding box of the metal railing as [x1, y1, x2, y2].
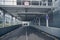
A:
[0, 0, 54, 7]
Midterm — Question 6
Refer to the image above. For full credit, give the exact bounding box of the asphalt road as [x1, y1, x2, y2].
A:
[0, 26, 54, 40]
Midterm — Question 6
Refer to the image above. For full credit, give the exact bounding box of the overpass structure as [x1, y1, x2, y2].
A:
[0, 0, 60, 40]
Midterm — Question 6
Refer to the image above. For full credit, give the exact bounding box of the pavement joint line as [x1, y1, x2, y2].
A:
[41, 32, 58, 40]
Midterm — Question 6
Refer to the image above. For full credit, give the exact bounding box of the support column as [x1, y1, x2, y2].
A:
[52, 0, 55, 6]
[13, 17, 16, 25]
[9, 15, 11, 26]
[46, 0, 48, 6]
[46, 14, 49, 27]
[11, 16, 13, 25]
[3, 11, 5, 27]
[15, 17, 16, 25]
[39, 18, 40, 26]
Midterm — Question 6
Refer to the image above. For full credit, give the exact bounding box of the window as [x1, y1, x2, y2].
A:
[48, 2, 52, 6]
[42, 0, 46, 2]
[17, 1, 21, 5]
[32, 1, 39, 5]
[0, 1, 4, 5]
[4, 0, 14, 5]
[0, 0, 16, 5]
[43, 3, 46, 6]
[48, 0, 52, 2]
[40, 1, 42, 6]
[4, 0, 13, 2]
[0, 0, 2, 2]
[55, 0, 57, 1]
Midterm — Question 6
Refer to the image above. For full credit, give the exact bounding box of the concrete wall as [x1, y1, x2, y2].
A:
[53, 11, 60, 28]
[49, 10, 60, 28]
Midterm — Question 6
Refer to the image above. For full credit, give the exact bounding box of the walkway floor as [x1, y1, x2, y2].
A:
[0, 26, 54, 40]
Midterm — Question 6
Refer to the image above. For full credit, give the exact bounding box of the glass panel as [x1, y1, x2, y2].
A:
[55, 0, 57, 1]
[42, 0, 46, 2]
[15, 19, 18, 25]
[29, 1, 32, 5]
[48, 0, 52, 2]
[43, 3, 46, 6]
[13, 2, 16, 5]
[5, 0, 13, 2]
[17, 1, 21, 5]
[32, 1, 39, 5]
[0, 10, 3, 28]
[40, 1, 42, 6]
[0, 2, 3, 5]
[0, 0, 4, 5]
[48, 2, 52, 6]
[14, 0, 16, 2]
[0, 0, 3, 2]
[5, 14, 12, 27]
[40, 14, 46, 26]
[13, 17, 16, 25]
[5, 2, 13, 5]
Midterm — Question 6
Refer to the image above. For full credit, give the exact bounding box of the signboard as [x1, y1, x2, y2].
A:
[24, 1, 29, 6]
[46, 15, 49, 19]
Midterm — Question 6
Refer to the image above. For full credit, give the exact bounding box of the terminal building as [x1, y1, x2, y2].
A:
[0, 0, 60, 40]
